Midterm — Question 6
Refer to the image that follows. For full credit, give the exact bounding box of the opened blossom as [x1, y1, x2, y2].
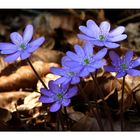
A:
[104, 50, 140, 78]
[63, 42, 107, 77]
[39, 80, 78, 112]
[78, 19, 127, 48]
[51, 66, 80, 85]
[0, 24, 45, 62]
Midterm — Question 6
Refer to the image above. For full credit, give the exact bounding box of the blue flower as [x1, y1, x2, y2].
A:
[51, 65, 80, 85]
[39, 80, 78, 112]
[104, 50, 140, 78]
[0, 24, 45, 62]
[63, 42, 107, 77]
[77, 19, 127, 48]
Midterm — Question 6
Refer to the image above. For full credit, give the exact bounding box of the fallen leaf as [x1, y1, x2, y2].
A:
[0, 61, 59, 91]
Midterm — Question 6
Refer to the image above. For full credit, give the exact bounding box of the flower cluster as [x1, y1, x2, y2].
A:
[1, 19, 140, 113]
[51, 42, 107, 85]
[0, 24, 45, 62]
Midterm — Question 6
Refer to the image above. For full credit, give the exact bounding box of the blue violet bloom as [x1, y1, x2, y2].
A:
[104, 50, 140, 78]
[51, 65, 80, 85]
[63, 42, 107, 77]
[0, 24, 45, 62]
[39, 80, 78, 112]
[77, 19, 127, 48]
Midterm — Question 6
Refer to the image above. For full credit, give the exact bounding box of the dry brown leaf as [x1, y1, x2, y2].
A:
[83, 73, 121, 100]
[17, 92, 42, 111]
[0, 61, 59, 91]
[83, 73, 133, 112]
[34, 13, 81, 32]
[31, 47, 64, 64]
[109, 73, 134, 112]
[0, 107, 12, 122]
[71, 116, 99, 131]
[0, 91, 31, 112]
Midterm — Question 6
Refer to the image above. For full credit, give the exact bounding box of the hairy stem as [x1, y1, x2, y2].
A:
[78, 84, 104, 131]
[64, 107, 70, 130]
[27, 58, 47, 89]
[90, 72, 114, 131]
[120, 76, 125, 131]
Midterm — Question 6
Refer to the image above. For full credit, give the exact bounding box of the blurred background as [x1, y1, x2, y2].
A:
[0, 9, 140, 131]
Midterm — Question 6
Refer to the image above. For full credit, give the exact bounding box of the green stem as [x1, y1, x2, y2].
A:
[27, 58, 47, 89]
[90, 72, 114, 131]
[121, 76, 125, 131]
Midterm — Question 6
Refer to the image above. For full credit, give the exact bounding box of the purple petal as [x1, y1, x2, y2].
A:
[10, 32, 23, 46]
[87, 20, 100, 38]
[39, 96, 56, 103]
[109, 51, 120, 63]
[126, 69, 140, 76]
[69, 65, 83, 73]
[0, 43, 18, 50]
[61, 56, 72, 67]
[107, 34, 127, 42]
[4, 51, 20, 62]
[116, 71, 126, 78]
[74, 45, 85, 58]
[125, 50, 133, 62]
[61, 99, 71, 106]
[77, 34, 96, 41]
[27, 37, 45, 53]
[79, 26, 95, 37]
[40, 88, 53, 97]
[71, 77, 80, 84]
[64, 61, 81, 68]
[50, 101, 61, 112]
[79, 67, 90, 77]
[51, 67, 66, 76]
[91, 60, 106, 69]
[131, 58, 140, 68]
[83, 42, 93, 56]
[104, 66, 117, 72]
[20, 51, 31, 60]
[108, 26, 125, 37]
[94, 48, 107, 60]
[66, 51, 81, 62]
[90, 40, 104, 46]
[64, 86, 78, 98]
[104, 42, 120, 48]
[1, 49, 17, 54]
[54, 77, 70, 85]
[87, 66, 96, 72]
[48, 81, 62, 93]
[61, 83, 69, 93]
[99, 21, 110, 35]
[23, 24, 33, 45]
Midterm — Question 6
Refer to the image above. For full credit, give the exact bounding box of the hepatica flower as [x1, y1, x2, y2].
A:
[104, 50, 140, 78]
[39, 80, 78, 112]
[0, 24, 45, 62]
[78, 19, 127, 48]
[51, 66, 80, 85]
[63, 42, 107, 77]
